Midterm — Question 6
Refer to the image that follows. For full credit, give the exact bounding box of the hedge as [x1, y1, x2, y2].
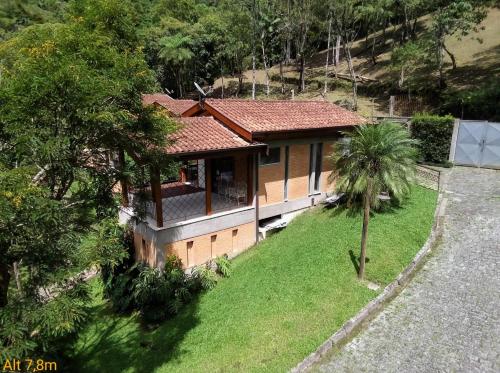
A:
[411, 114, 455, 165]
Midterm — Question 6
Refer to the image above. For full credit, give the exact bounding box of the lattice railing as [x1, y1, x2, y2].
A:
[415, 165, 441, 191]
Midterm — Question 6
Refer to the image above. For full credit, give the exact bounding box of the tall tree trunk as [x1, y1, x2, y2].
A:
[371, 34, 377, 65]
[437, 36, 446, 89]
[0, 263, 10, 307]
[13, 261, 22, 294]
[261, 34, 270, 96]
[335, 36, 341, 67]
[344, 42, 358, 110]
[280, 59, 285, 94]
[252, 0, 257, 100]
[237, 73, 243, 97]
[411, 17, 418, 39]
[443, 43, 457, 69]
[359, 181, 372, 280]
[286, 0, 291, 64]
[299, 55, 305, 92]
[252, 54, 256, 99]
[402, 5, 409, 43]
[324, 16, 332, 95]
[220, 64, 225, 99]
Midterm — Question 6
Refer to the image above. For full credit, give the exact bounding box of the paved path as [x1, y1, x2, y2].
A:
[313, 167, 500, 373]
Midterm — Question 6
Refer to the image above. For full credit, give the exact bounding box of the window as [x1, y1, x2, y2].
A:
[259, 147, 281, 165]
[309, 143, 323, 194]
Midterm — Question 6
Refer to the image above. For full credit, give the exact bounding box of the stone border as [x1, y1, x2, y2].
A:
[290, 192, 448, 373]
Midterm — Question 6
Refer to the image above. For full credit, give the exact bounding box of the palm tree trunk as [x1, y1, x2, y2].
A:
[359, 182, 372, 279]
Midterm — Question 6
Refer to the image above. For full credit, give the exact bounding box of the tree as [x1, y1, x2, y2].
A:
[0, 0, 65, 40]
[0, 165, 89, 357]
[330, 123, 418, 279]
[329, 0, 364, 110]
[430, 0, 490, 89]
[0, 0, 176, 357]
[391, 40, 430, 92]
[158, 34, 194, 97]
[296, 0, 313, 92]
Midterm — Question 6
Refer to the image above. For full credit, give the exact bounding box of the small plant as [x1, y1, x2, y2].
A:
[214, 255, 232, 278]
[191, 265, 218, 290]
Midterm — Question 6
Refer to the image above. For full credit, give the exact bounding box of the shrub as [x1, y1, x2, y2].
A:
[214, 255, 232, 278]
[191, 265, 218, 290]
[440, 79, 500, 122]
[97, 223, 229, 324]
[132, 256, 193, 323]
[411, 114, 454, 165]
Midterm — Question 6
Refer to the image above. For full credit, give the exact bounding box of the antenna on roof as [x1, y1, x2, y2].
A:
[194, 82, 206, 97]
[194, 82, 213, 109]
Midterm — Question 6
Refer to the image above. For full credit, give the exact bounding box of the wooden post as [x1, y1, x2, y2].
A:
[150, 167, 163, 227]
[246, 153, 253, 206]
[180, 166, 187, 183]
[389, 95, 395, 117]
[205, 159, 212, 215]
[118, 149, 129, 207]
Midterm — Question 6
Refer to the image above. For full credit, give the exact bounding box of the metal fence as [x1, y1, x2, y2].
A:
[130, 158, 249, 225]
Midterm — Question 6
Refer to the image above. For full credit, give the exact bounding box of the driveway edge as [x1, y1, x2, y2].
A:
[290, 191, 447, 373]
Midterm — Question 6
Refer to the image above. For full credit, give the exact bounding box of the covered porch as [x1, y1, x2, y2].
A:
[119, 116, 265, 228]
[145, 152, 256, 226]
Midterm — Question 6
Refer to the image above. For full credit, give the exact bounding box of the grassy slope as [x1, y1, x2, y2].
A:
[71, 185, 437, 373]
[213, 8, 500, 116]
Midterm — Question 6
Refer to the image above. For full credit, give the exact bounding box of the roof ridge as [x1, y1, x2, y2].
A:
[207, 98, 333, 103]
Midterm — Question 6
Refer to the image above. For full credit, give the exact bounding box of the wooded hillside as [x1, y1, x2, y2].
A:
[1, 0, 498, 120]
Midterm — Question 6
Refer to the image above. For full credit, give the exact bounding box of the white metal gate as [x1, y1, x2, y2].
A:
[452, 120, 500, 169]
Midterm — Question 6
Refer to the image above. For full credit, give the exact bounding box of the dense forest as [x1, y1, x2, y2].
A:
[1, 0, 498, 106]
[0, 0, 498, 364]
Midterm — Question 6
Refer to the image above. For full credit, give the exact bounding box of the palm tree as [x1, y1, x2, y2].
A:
[158, 34, 194, 98]
[330, 123, 418, 280]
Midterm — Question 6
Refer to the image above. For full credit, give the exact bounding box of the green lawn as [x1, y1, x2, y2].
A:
[69, 185, 437, 372]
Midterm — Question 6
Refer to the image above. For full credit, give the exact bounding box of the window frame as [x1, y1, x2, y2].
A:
[309, 142, 323, 195]
[259, 147, 281, 166]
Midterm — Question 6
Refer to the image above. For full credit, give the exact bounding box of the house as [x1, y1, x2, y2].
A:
[119, 95, 366, 269]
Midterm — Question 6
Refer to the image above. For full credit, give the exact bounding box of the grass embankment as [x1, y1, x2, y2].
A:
[70, 185, 437, 372]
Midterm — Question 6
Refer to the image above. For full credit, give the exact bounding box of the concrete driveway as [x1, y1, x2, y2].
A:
[312, 167, 500, 373]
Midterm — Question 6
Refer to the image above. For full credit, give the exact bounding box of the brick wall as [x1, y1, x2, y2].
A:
[134, 233, 157, 267]
[165, 222, 256, 268]
[258, 141, 337, 205]
[287, 144, 310, 200]
[320, 141, 336, 193]
[258, 146, 285, 206]
[134, 222, 255, 269]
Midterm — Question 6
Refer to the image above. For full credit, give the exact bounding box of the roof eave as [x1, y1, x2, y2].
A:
[165, 143, 266, 159]
[251, 123, 364, 140]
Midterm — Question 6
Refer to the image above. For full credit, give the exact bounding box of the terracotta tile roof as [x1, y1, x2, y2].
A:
[142, 94, 197, 116]
[165, 117, 263, 155]
[205, 99, 367, 134]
